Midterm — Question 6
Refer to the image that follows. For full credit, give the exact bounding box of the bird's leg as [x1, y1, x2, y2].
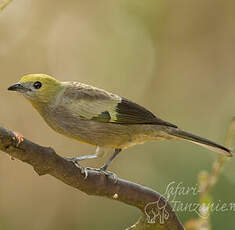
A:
[65, 155, 96, 180]
[65, 146, 105, 163]
[65, 153, 98, 162]
[90, 148, 122, 183]
[99, 148, 122, 171]
[65, 147, 106, 179]
[65, 148, 121, 182]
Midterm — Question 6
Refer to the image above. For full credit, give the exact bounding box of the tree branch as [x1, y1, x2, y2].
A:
[0, 125, 184, 230]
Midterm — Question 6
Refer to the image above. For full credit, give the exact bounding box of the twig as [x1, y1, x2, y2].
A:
[185, 118, 234, 230]
[200, 118, 235, 195]
[0, 125, 184, 230]
[0, 0, 13, 13]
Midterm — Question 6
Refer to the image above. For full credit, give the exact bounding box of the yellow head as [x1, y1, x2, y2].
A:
[8, 74, 62, 103]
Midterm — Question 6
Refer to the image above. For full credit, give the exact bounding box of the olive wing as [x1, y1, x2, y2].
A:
[63, 82, 177, 128]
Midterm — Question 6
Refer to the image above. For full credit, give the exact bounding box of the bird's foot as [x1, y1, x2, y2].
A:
[64, 157, 89, 179]
[77, 164, 89, 180]
[88, 167, 118, 183]
[102, 169, 118, 183]
[65, 157, 81, 163]
[64, 157, 118, 182]
[12, 131, 24, 147]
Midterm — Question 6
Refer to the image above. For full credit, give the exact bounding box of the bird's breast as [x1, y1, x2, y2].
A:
[34, 103, 172, 149]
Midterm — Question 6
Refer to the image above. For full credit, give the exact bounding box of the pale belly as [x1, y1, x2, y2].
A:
[40, 106, 171, 149]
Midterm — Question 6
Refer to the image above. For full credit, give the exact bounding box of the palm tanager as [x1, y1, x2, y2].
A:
[8, 74, 232, 174]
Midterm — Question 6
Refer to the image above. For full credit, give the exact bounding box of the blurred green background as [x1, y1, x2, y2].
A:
[0, 0, 235, 229]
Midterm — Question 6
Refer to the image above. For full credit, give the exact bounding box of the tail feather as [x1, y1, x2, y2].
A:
[167, 128, 232, 157]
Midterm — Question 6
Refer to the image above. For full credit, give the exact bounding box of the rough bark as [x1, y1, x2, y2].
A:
[0, 125, 184, 230]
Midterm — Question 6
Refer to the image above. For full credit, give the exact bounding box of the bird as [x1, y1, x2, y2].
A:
[8, 74, 232, 174]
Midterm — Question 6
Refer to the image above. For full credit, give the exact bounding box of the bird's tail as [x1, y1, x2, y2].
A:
[166, 128, 232, 157]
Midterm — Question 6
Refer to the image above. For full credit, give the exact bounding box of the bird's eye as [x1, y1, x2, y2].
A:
[33, 81, 42, 89]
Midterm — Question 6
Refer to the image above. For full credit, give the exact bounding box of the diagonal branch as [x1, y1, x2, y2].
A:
[0, 125, 184, 230]
[0, 0, 13, 13]
[185, 118, 234, 230]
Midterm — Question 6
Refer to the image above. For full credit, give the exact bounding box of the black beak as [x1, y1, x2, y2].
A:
[8, 83, 28, 92]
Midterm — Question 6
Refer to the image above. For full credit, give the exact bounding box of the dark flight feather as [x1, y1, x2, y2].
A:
[114, 98, 177, 127]
[64, 83, 177, 128]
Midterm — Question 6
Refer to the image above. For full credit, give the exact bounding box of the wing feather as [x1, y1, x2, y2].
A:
[62, 82, 177, 128]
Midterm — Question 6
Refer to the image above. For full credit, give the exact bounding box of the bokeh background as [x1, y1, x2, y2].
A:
[0, 0, 235, 229]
